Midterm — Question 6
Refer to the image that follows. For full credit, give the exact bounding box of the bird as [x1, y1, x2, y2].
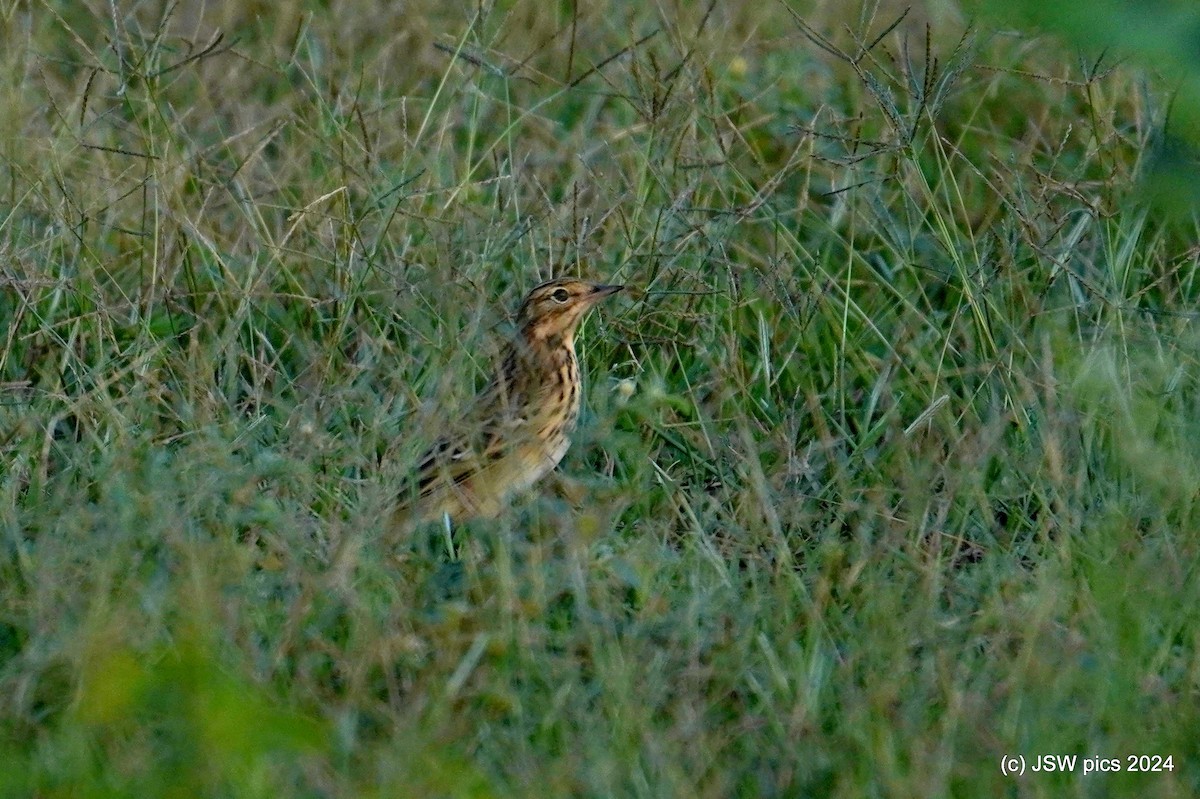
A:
[392, 277, 624, 532]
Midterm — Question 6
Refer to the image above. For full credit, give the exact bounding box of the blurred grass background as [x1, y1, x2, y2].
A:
[2, 0, 1199, 796]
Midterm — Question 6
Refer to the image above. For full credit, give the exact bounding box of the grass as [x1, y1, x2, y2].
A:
[2, 0, 1199, 796]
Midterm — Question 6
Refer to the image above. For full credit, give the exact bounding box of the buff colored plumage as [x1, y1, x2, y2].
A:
[392, 278, 623, 531]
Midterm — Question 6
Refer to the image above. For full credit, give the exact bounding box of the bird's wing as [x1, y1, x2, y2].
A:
[405, 377, 528, 500]
[394, 345, 536, 528]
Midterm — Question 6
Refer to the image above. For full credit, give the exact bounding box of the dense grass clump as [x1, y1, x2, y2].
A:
[2, 1, 1198, 796]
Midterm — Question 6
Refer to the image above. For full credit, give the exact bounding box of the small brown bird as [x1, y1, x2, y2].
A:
[393, 277, 623, 531]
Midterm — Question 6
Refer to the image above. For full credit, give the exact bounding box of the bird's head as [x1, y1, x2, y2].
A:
[516, 278, 623, 346]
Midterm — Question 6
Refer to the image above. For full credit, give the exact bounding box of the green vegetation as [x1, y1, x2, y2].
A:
[2, 0, 1198, 796]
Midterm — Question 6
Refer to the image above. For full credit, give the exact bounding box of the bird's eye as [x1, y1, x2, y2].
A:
[551, 288, 570, 303]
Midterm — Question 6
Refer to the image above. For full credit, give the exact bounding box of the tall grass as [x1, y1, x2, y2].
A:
[2, 0, 1198, 796]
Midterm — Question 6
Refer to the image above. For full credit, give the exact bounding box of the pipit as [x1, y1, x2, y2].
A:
[392, 277, 623, 531]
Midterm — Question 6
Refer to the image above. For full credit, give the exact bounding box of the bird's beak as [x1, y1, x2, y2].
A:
[590, 284, 624, 301]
